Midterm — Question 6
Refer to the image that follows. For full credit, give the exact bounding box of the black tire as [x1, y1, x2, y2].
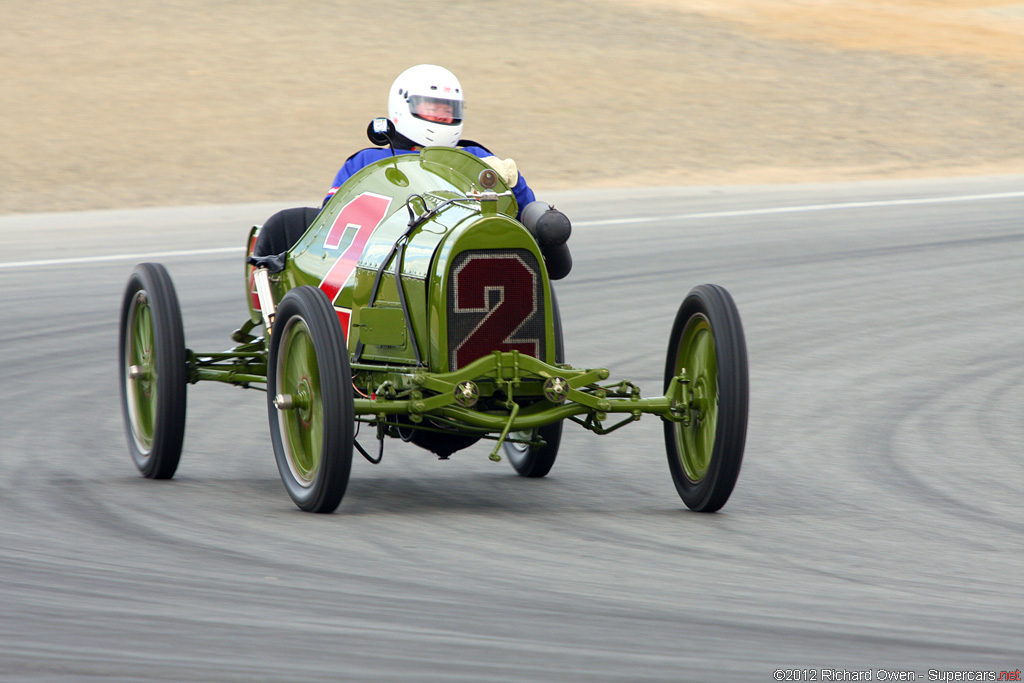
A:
[504, 421, 563, 478]
[267, 286, 354, 513]
[663, 284, 748, 512]
[119, 263, 188, 479]
[503, 287, 565, 477]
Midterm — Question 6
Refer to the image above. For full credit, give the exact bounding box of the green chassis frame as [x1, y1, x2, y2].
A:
[187, 338, 693, 461]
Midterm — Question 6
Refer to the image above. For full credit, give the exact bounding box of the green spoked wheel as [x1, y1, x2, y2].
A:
[119, 263, 187, 479]
[503, 287, 565, 477]
[663, 284, 748, 512]
[267, 286, 353, 513]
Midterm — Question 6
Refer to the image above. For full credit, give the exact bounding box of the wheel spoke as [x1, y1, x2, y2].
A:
[282, 331, 305, 389]
[131, 308, 147, 363]
[291, 333, 312, 382]
[694, 329, 717, 475]
[306, 377, 323, 476]
[674, 316, 716, 482]
[139, 306, 153, 355]
[126, 296, 156, 450]
[280, 320, 322, 486]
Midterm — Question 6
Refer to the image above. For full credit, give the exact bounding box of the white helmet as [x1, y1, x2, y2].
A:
[388, 64, 464, 148]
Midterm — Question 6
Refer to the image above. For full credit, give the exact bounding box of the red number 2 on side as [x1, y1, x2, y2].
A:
[318, 192, 392, 337]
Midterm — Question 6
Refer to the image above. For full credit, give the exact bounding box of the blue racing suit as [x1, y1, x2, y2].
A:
[323, 146, 536, 217]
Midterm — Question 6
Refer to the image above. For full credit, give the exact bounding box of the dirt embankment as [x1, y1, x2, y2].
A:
[2, 1, 1022, 214]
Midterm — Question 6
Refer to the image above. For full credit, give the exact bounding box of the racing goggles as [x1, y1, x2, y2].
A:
[409, 95, 463, 125]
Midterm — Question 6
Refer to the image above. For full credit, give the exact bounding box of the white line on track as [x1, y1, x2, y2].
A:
[0, 247, 243, 271]
[1, 190, 1020, 270]
[574, 190, 1024, 227]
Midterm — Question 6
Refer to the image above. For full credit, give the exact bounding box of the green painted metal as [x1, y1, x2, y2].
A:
[428, 212, 554, 372]
[346, 350, 687, 435]
[186, 345, 267, 387]
[268, 148, 522, 369]
[356, 306, 407, 349]
[669, 313, 718, 482]
[185, 145, 695, 451]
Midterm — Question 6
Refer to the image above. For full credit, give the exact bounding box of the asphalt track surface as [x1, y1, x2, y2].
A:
[1, 176, 1022, 681]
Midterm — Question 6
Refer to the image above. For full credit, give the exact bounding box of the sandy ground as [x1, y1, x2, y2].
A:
[2, 0, 1023, 214]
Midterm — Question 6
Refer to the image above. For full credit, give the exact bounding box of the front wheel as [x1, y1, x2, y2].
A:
[118, 263, 188, 479]
[267, 286, 354, 513]
[663, 284, 748, 512]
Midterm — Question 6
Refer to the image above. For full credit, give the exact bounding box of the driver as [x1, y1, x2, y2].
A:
[251, 64, 571, 279]
[322, 64, 536, 213]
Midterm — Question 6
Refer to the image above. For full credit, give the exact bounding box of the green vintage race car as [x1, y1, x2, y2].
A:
[118, 120, 749, 513]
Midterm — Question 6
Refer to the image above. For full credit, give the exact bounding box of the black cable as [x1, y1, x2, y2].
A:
[353, 422, 384, 464]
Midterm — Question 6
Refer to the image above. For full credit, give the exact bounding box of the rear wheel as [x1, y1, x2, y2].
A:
[504, 422, 562, 477]
[119, 263, 187, 479]
[503, 287, 565, 477]
[663, 284, 748, 512]
[268, 286, 353, 513]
